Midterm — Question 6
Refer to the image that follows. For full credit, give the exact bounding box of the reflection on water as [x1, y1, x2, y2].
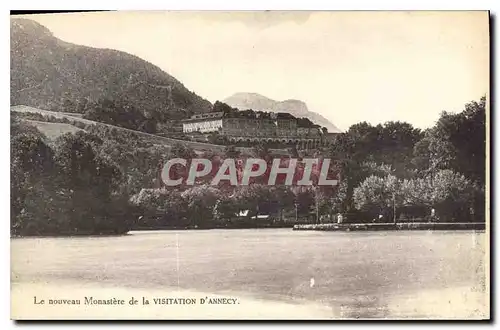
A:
[11, 229, 488, 319]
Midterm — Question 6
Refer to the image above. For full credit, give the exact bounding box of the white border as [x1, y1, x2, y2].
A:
[4, 1, 498, 10]
[2, 1, 498, 329]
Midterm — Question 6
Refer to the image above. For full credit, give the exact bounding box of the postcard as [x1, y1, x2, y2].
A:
[10, 10, 490, 320]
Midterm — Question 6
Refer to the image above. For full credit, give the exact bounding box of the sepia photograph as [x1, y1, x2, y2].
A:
[9, 10, 489, 320]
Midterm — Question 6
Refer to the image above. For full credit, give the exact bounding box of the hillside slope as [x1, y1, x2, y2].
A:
[223, 92, 342, 133]
[12, 105, 291, 155]
[22, 120, 84, 140]
[10, 18, 212, 120]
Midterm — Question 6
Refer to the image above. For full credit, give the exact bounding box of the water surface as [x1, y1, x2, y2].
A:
[11, 229, 488, 319]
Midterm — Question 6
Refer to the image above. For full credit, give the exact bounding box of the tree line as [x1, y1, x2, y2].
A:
[334, 97, 486, 222]
[10, 97, 486, 235]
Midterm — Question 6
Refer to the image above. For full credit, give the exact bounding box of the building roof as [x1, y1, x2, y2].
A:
[182, 111, 225, 123]
[274, 112, 296, 120]
[181, 109, 320, 129]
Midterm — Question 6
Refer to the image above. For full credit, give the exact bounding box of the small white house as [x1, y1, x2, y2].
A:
[238, 210, 249, 217]
[251, 214, 270, 220]
[237, 210, 270, 220]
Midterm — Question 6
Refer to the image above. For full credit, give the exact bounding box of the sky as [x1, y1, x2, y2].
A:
[19, 11, 489, 131]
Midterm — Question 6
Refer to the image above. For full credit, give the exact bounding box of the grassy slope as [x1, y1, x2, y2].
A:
[11, 105, 269, 155]
[22, 120, 83, 140]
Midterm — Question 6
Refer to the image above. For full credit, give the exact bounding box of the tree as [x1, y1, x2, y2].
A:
[213, 101, 237, 114]
[11, 123, 59, 235]
[288, 144, 299, 158]
[412, 135, 432, 175]
[10, 121, 132, 235]
[401, 169, 480, 222]
[291, 187, 315, 217]
[181, 185, 220, 228]
[330, 179, 348, 214]
[326, 121, 422, 213]
[82, 98, 157, 133]
[224, 145, 241, 159]
[252, 143, 271, 160]
[213, 192, 241, 226]
[53, 131, 125, 234]
[353, 174, 402, 219]
[130, 188, 187, 227]
[233, 184, 274, 217]
[130, 188, 168, 213]
[170, 143, 196, 159]
[412, 97, 486, 184]
[268, 186, 296, 222]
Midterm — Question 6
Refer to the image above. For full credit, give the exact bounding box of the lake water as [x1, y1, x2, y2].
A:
[11, 229, 488, 319]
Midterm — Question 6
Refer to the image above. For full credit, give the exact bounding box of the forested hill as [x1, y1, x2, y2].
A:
[10, 18, 212, 120]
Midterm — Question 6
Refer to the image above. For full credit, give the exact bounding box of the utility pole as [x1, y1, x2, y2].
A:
[393, 191, 396, 224]
[391, 168, 397, 225]
[315, 186, 320, 224]
[295, 202, 298, 222]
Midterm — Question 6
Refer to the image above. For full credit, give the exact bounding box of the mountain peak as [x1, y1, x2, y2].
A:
[223, 92, 341, 133]
[11, 18, 53, 35]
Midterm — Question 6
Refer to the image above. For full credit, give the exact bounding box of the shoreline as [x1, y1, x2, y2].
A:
[11, 222, 487, 238]
[293, 222, 486, 231]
